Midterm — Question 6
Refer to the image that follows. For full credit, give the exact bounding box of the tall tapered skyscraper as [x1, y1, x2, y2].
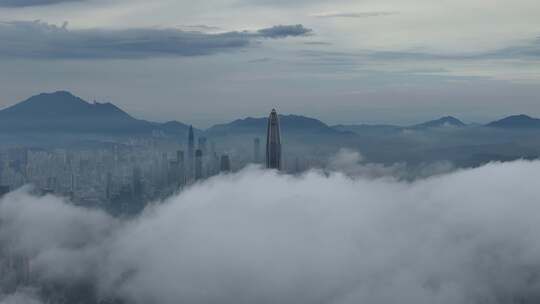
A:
[188, 125, 195, 178]
[266, 109, 281, 170]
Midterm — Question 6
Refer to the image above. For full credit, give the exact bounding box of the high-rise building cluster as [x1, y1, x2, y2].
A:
[0, 139, 223, 215]
[0, 109, 296, 215]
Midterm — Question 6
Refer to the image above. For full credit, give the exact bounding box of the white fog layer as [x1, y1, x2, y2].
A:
[2, 160, 540, 303]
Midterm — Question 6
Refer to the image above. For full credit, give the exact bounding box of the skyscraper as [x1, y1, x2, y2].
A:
[161, 152, 168, 185]
[220, 154, 231, 173]
[132, 167, 143, 201]
[195, 149, 203, 180]
[105, 172, 112, 201]
[253, 137, 261, 163]
[266, 109, 282, 170]
[198, 137, 208, 155]
[177, 150, 185, 185]
[177, 150, 184, 164]
[188, 125, 195, 179]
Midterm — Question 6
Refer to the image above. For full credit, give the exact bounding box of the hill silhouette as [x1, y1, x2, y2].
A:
[0, 91, 192, 135]
[486, 114, 540, 128]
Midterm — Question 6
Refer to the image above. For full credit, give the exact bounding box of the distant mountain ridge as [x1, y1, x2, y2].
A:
[332, 124, 402, 135]
[335, 113, 540, 135]
[206, 114, 341, 136]
[409, 116, 466, 129]
[0, 91, 342, 138]
[2, 91, 540, 140]
[0, 91, 192, 135]
[333, 116, 467, 134]
[486, 114, 540, 128]
[0, 91, 131, 120]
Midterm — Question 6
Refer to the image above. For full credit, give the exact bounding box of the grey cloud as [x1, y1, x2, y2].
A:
[257, 24, 312, 39]
[0, 0, 84, 7]
[369, 37, 540, 61]
[368, 48, 540, 61]
[303, 41, 332, 46]
[179, 24, 222, 32]
[235, 0, 330, 7]
[327, 148, 455, 180]
[3, 160, 540, 303]
[301, 39, 540, 65]
[248, 57, 272, 63]
[0, 292, 43, 304]
[487, 37, 540, 59]
[0, 21, 312, 59]
[312, 11, 397, 18]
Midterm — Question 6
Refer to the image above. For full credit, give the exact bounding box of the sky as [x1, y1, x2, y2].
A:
[3, 158, 540, 303]
[0, 0, 539, 127]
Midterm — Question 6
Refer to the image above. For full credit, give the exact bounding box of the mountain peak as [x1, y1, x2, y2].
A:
[411, 116, 466, 129]
[2, 90, 90, 115]
[48, 90, 75, 96]
[508, 114, 532, 120]
[0, 91, 194, 136]
[13, 91, 133, 118]
[487, 114, 540, 128]
[206, 113, 341, 136]
[0, 91, 150, 134]
[32, 90, 84, 102]
[440, 115, 460, 120]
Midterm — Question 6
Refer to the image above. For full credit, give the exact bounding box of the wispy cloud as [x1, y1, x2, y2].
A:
[312, 11, 397, 18]
[299, 36, 540, 65]
[487, 37, 540, 59]
[303, 41, 332, 46]
[0, 21, 312, 59]
[0, 0, 85, 7]
[178, 24, 223, 32]
[248, 57, 272, 63]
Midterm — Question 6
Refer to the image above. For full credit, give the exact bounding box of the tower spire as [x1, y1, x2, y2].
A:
[266, 109, 281, 170]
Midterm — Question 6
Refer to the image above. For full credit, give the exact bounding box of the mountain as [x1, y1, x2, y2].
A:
[0, 91, 192, 136]
[332, 124, 402, 136]
[0, 91, 149, 133]
[409, 116, 466, 129]
[206, 114, 342, 136]
[332, 116, 466, 135]
[486, 115, 540, 128]
[0, 91, 129, 120]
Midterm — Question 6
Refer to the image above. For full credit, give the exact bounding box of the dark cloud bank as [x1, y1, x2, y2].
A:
[0, 21, 312, 59]
[2, 159, 540, 303]
[1, 19, 537, 62]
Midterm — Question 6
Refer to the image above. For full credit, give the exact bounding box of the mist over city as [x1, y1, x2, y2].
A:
[1, 0, 540, 303]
